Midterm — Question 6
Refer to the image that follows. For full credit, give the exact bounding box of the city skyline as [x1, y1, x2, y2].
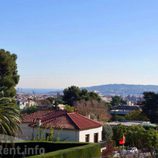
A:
[1, 0, 158, 88]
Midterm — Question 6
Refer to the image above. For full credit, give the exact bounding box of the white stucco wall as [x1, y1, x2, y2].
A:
[19, 124, 102, 143]
[19, 124, 79, 142]
[52, 129, 79, 141]
[19, 124, 34, 140]
[79, 127, 103, 143]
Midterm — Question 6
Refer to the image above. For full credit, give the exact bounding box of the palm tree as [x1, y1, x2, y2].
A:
[0, 97, 21, 136]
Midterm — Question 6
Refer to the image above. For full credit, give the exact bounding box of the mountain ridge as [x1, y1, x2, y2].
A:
[17, 84, 158, 96]
[85, 84, 158, 96]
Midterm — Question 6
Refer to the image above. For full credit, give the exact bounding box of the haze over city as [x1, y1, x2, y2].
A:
[1, 0, 158, 88]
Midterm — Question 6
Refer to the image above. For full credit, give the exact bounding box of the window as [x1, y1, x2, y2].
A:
[94, 133, 98, 143]
[85, 134, 90, 142]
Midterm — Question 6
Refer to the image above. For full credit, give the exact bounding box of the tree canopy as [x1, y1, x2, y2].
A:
[62, 86, 111, 121]
[102, 124, 113, 141]
[0, 98, 21, 136]
[112, 125, 158, 155]
[143, 92, 158, 123]
[0, 49, 21, 136]
[110, 96, 126, 107]
[0, 49, 19, 97]
[63, 86, 101, 106]
[125, 110, 149, 121]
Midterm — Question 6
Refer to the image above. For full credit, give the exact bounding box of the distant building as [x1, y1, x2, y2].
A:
[101, 96, 112, 103]
[20, 110, 103, 143]
[107, 121, 157, 127]
[57, 104, 66, 110]
[17, 98, 37, 110]
[110, 105, 141, 115]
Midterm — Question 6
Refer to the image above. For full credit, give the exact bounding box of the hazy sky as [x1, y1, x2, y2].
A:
[1, 0, 158, 88]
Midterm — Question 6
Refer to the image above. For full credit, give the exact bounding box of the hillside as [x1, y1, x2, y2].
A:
[85, 84, 158, 96]
[17, 84, 158, 96]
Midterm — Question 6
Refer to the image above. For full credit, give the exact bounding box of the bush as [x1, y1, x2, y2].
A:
[0, 142, 101, 158]
[64, 105, 75, 112]
[112, 125, 158, 152]
[112, 115, 126, 122]
[125, 110, 149, 121]
[102, 124, 113, 141]
[29, 143, 101, 158]
[21, 106, 38, 114]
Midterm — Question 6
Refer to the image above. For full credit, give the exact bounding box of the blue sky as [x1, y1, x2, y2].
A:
[1, 0, 158, 88]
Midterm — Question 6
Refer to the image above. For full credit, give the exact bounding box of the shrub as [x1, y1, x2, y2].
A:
[102, 124, 113, 141]
[112, 115, 126, 122]
[29, 143, 101, 158]
[0, 142, 101, 158]
[125, 110, 149, 121]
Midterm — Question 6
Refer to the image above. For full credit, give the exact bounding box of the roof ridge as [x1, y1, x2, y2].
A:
[71, 112, 102, 125]
[41, 110, 66, 122]
[23, 110, 102, 130]
[67, 112, 102, 130]
[66, 113, 80, 130]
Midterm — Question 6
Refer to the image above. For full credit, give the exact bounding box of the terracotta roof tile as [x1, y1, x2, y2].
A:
[22, 110, 51, 123]
[22, 110, 102, 130]
[67, 113, 102, 130]
[42, 115, 76, 130]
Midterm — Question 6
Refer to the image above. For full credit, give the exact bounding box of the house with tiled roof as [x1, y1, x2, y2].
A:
[19, 110, 103, 143]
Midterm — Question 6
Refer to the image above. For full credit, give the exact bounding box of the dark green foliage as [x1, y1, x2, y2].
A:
[0, 50, 21, 136]
[125, 110, 149, 121]
[0, 142, 100, 158]
[63, 86, 101, 106]
[143, 92, 158, 123]
[63, 86, 81, 106]
[64, 105, 75, 112]
[29, 143, 101, 158]
[0, 97, 16, 106]
[102, 124, 113, 141]
[112, 115, 126, 122]
[54, 97, 64, 106]
[110, 96, 126, 107]
[0, 49, 19, 97]
[112, 125, 127, 146]
[47, 128, 54, 141]
[112, 125, 158, 151]
[21, 106, 38, 114]
[0, 97, 21, 136]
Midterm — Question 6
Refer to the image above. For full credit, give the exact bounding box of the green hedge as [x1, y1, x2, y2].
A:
[0, 142, 101, 158]
[28, 143, 101, 158]
[14, 141, 87, 154]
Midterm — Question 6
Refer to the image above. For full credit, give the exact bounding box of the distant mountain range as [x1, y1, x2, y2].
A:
[17, 84, 158, 96]
[85, 84, 158, 96]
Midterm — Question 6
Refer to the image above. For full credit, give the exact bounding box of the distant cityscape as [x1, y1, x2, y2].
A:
[17, 84, 158, 96]
[1, 0, 158, 157]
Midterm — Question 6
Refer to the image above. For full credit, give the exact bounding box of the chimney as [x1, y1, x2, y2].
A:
[38, 119, 42, 127]
[87, 114, 91, 119]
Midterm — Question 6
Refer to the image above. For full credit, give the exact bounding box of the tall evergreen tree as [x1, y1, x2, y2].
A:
[0, 49, 19, 97]
[0, 49, 20, 136]
[63, 86, 101, 106]
[143, 92, 158, 123]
